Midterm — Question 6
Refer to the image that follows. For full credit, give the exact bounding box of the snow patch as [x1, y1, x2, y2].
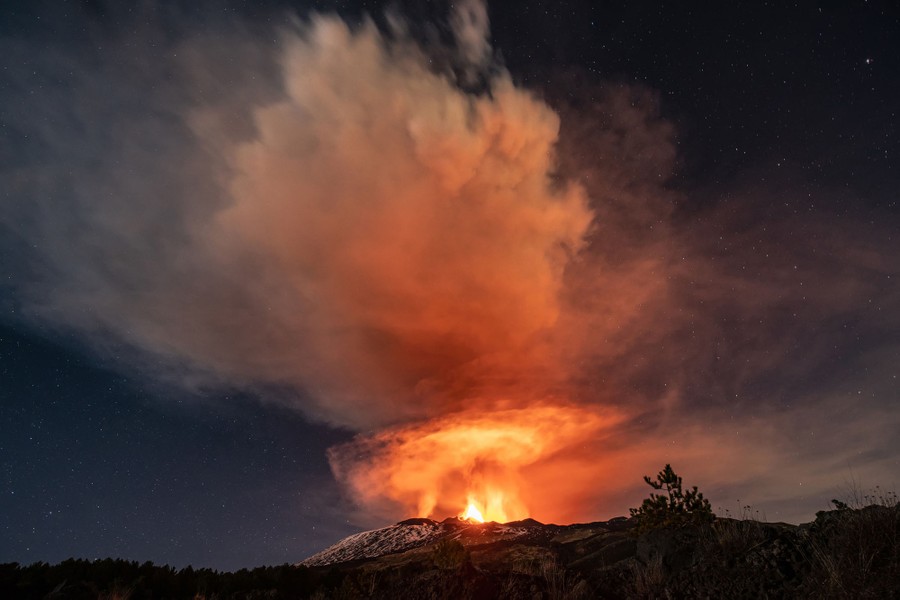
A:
[301, 520, 444, 566]
[300, 518, 554, 567]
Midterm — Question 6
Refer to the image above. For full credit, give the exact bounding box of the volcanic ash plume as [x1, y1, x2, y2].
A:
[214, 15, 593, 426]
[7, 1, 898, 528]
[0, 2, 610, 523]
[210, 10, 604, 520]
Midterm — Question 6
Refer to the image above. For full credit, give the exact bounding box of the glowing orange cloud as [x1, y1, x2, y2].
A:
[210, 15, 592, 432]
[328, 404, 625, 523]
[7, 0, 900, 532]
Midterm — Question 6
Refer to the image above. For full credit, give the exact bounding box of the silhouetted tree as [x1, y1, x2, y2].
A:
[630, 464, 714, 531]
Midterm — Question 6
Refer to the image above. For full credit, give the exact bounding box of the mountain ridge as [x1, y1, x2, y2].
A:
[294, 504, 900, 599]
[300, 515, 570, 567]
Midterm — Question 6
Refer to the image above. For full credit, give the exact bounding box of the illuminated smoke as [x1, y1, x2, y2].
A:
[1, 3, 603, 521]
[3, 1, 898, 526]
[206, 9, 608, 519]
[450, 0, 492, 74]
[214, 14, 592, 428]
[328, 404, 625, 523]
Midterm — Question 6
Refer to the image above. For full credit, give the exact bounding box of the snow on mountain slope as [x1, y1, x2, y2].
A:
[300, 517, 555, 567]
[301, 519, 446, 566]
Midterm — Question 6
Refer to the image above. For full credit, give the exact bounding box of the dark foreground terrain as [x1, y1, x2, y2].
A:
[3, 503, 898, 599]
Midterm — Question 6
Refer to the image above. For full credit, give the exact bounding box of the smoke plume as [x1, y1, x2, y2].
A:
[2, 1, 898, 525]
[215, 15, 592, 428]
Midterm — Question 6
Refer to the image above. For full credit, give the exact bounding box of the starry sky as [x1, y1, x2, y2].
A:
[2, 0, 899, 571]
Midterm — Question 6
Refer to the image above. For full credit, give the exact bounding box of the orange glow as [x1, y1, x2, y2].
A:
[328, 403, 625, 523]
[212, 13, 607, 526]
[217, 19, 593, 431]
[460, 501, 485, 523]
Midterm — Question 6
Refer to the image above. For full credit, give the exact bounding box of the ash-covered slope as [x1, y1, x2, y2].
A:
[301, 516, 556, 567]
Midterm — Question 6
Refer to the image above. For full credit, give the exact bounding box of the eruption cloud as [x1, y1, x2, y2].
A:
[2, 2, 606, 522]
[217, 15, 592, 428]
[209, 11, 602, 519]
[328, 404, 626, 523]
[2, 1, 899, 525]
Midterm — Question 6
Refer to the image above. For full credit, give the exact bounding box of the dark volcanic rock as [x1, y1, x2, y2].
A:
[299, 505, 900, 599]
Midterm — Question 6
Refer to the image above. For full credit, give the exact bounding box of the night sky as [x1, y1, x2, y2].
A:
[2, 0, 899, 571]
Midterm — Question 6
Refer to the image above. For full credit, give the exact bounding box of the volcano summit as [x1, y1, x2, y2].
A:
[300, 516, 562, 567]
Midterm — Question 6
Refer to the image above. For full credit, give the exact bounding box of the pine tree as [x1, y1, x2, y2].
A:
[629, 464, 714, 531]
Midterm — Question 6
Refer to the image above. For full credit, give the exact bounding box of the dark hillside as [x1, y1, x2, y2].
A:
[3, 503, 898, 599]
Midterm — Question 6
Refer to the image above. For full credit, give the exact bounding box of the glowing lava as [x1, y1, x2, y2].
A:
[460, 502, 485, 523]
[329, 404, 626, 524]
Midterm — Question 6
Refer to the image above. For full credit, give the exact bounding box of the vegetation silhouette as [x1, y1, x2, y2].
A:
[2, 477, 897, 598]
[629, 464, 714, 532]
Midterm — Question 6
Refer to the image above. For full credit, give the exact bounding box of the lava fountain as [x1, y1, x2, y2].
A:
[329, 403, 625, 523]
[460, 501, 485, 523]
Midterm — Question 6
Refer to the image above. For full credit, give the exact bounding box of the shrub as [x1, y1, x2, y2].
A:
[539, 556, 588, 600]
[628, 554, 665, 598]
[432, 539, 469, 569]
[808, 489, 900, 599]
[629, 464, 714, 532]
